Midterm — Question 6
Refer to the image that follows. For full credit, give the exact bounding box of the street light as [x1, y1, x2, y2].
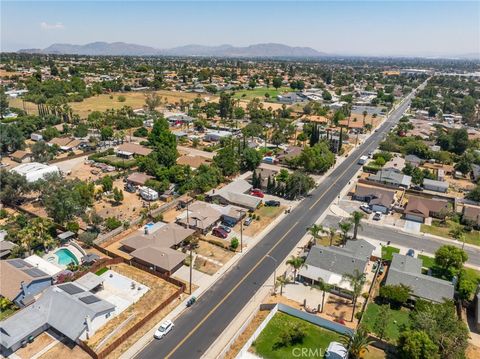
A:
[236, 209, 246, 253]
[265, 254, 277, 293]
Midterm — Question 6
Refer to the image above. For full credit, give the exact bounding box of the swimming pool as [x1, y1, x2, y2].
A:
[54, 248, 79, 266]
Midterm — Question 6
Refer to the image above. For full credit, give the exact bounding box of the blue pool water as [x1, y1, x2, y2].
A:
[55, 248, 79, 266]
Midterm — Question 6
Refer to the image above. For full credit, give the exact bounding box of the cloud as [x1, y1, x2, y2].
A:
[40, 22, 65, 30]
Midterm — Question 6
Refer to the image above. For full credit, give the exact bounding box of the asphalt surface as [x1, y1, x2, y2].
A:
[136, 91, 418, 359]
[322, 214, 480, 267]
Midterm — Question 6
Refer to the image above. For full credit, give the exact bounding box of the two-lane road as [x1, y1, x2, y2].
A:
[136, 91, 417, 359]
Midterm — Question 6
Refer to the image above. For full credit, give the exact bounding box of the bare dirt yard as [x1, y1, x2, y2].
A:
[16, 332, 54, 359]
[236, 205, 285, 237]
[40, 338, 90, 359]
[86, 263, 180, 352]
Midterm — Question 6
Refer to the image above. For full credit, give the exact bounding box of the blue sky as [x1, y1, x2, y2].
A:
[1, 1, 479, 56]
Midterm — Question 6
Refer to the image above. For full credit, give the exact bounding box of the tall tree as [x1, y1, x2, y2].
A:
[342, 269, 366, 321]
[286, 255, 305, 282]
[350, 211, 364, 240]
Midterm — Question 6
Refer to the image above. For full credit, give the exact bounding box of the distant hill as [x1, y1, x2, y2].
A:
[19, 42, 327, 58]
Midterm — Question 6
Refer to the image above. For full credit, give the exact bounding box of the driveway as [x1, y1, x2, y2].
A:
[173, 265, 211, 286]
[404, 220, 421, 233]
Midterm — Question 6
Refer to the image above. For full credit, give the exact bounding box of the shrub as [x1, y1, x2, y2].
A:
[230, 237, 239, 251]
[117, 95, 126, 102]
[105, 217, 122, 231]
[66, 221, 80, 233]
[133, 127, 149, 137]
[78, 232, 97, 247]
[379, 284, 412, 307]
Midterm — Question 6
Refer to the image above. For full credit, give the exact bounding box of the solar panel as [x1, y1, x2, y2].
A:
[9, 259, 27, 268]
[59, 283, 84, 295]
[25, 268, 47, 278]
[79, 295, 100, 304]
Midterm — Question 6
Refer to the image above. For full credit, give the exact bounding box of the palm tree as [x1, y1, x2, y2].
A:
[350, 211, 364, 240]
[286, 255, 305, 282]
[341, 325, 373, 359]
[328, 227, 337, 246]
[342, 269, 366, 322]
[362, 110, 368, 128]
[338, 221, 352, 245]
[275, 274, 289, 295]
[307, 224, 326, 245]
[311, 278, 332, 313]
[18, 227, 36, 255]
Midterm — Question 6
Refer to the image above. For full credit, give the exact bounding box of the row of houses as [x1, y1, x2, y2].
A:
[300, 240, 454, 304]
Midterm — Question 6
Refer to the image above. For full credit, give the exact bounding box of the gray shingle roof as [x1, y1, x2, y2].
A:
[385, 253, 454, 303]
[302, 239, 374, 278]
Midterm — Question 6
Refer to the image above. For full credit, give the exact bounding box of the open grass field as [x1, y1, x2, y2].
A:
[233, 87, 291, 101]
[421, 220, 480, 246]
[362, 303, 411, 343]
[251, 312, 345, 359]
[9, 90, 212, 118]
[381, 246, 400, 261]
[418, 254, 436, 269]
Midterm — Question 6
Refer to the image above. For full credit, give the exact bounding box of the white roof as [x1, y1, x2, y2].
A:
[10, 162, 59, 182]
[24, 255, 63, 276]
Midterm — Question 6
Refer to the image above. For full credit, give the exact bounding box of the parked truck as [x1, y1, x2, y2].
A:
[358, 155, 368, 165]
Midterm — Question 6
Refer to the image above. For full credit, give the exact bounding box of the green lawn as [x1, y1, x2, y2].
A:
[95, 267, 108, 276]
[381, 246, 400, 261]
[252, 312, 345, 359]
[421, 220, 480, 246]
[362, 303, 411, 343]
[418, 254, 436, 269]
[463, 267, 480, 285]
[233, 87, 290, 101]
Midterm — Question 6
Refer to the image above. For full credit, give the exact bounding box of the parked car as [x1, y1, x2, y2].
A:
[373, 212, 382, 221]
[265, 200, 281, 207]
[212, 227, 228, 239]
[186, 296, 196, 307]
[412, 185, 424, 191]
[406, 249, 415, 257]
[360, 204, 372, 214]
[250, 189, 264, 198]
[244, 217, 253, 226]
[219, 224, 231, 233]
[222, 218, 236, 227]
[154, 320, 174, 339]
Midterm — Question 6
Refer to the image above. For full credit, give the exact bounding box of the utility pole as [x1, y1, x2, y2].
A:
[186, 194, 193, 295]
[237, 209, 246, 253]
[266, 255, 277, 293]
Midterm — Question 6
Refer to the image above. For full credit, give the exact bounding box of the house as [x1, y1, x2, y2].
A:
[203, 130, 232, 142]
[463, 205, 480, 229]
[0, 240, 16, 259]
[48, 137, 82, 151]
[10, 150, 32, 163]
[277, 92, 301, 104]
[384, 156, 405, 171]
[405, 154, 423, 167]
[0, 259, 52, 307]
[10, 162, 60, 183]
[353, 184, 396, 214]
[116, 143, 152, 159]
[277, 146, 303, 164]
[167, 114, 194, 125]
[385, 253, 454, 303]
[299, 240, 375, 291]
[423, 178, 449, 193]
[404, 196, 450, 223]
[23, 255, 64, 278]
[247, 165, 279, 189]
[206, 178, 261, 210]
[176, 155, 211, 169]
[126, 172, 154, 187]
[368, 168, 412, 188]
[0, 282, 115, 356]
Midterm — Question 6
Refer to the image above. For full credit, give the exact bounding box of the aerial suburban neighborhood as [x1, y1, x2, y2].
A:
[1, 1, 480, 359]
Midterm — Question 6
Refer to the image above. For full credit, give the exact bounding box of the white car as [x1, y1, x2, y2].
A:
[373, 212, 382, 221]
[154, 320, 174, 339]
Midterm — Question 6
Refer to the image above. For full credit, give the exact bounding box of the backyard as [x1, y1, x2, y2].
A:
[250, 312, 345, 359]
[381, 246, 400, 261]
[421, 220, 480, 246]
[361, 302, 411, 343]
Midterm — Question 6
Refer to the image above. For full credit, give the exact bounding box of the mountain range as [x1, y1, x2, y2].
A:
[18, 42, 327, 58]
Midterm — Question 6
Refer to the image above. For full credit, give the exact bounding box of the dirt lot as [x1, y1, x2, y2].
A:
[223, 309, 270, 359]
[16, 332, 54, 359]
[86, 263, 180, 351]
[93, 178, 145, 223]
[40, 338, 90, 359]
[10, 90, 212, 118]
[197, 241, 235, 263]
[236, 205, 285, 237]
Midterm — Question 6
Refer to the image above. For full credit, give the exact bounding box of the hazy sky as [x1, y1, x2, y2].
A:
[1, 1, 479, 57]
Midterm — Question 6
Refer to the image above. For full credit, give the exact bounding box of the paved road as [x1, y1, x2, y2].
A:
[136, 90, 418, 359]
[322, 214, 480, 267]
